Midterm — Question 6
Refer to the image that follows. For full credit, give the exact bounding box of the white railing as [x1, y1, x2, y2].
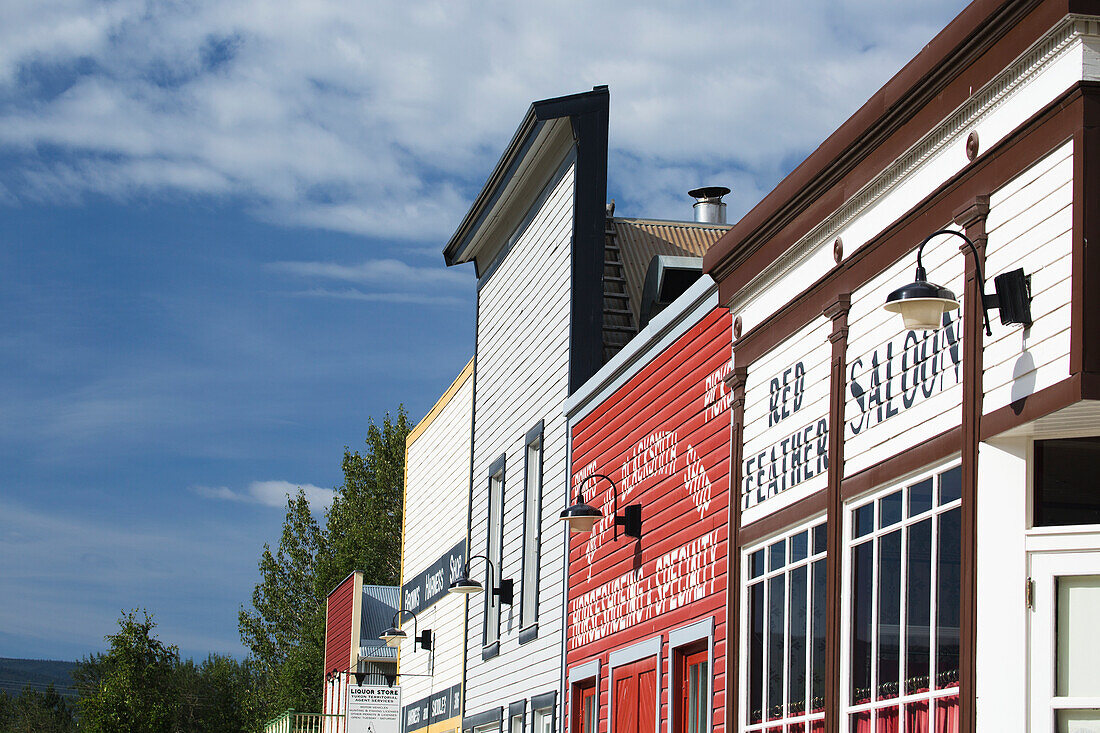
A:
[263, 711, 345, 733]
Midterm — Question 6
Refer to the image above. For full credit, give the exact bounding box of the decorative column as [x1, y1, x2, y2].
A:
[822, 294, 850, 733]
[953, 194, 988, 733]
[725, 364, 748, 733]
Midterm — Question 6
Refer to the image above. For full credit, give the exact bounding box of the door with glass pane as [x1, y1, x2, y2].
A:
[573, 683, 597, 733]
[677, 649, 708, 733]
[1029, 551, 1100, 732]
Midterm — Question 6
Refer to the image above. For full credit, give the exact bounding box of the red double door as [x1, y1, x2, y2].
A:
[613, 658, 657, 733]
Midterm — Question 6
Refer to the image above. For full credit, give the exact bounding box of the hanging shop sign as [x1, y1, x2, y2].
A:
[740, 317, 832, 525]
[401, 540, 465, 615]
[347, 685, 402, 733]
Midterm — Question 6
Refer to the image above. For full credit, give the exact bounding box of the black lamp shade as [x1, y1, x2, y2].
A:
[380, 626, 407, 647]
[448, 577, 484, 595]
[559, 500, 602, 533]
[883, 278, 960, 331]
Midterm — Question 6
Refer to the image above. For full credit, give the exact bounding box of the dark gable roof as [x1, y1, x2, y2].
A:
[702, 0, 1086, 297]
[442, 87, 610, 270]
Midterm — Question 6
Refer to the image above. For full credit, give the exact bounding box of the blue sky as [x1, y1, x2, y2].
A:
[1, 0, 968, 661]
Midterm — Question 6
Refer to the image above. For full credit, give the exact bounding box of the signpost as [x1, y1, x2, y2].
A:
[347, 685, 402, 733]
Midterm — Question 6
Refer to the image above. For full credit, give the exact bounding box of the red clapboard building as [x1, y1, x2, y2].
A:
[563, 279, 731, 733]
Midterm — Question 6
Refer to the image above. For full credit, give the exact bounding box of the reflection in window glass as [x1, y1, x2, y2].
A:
[744, 521, 826, 732]
[1057, 576, 1100, 696]
[1035, 437, 1100, 526]
[846, 465, 961, 732]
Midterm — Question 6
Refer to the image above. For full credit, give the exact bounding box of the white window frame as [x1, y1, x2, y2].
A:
[667, 617, 714, 733]
[568, 660, 600, 733]
[520, 420, 544, 639]
[839, 460, 963, 732]
[739, 516, 827, 733]
[607, 636, 661, 733]
[484, 453, 506, 655]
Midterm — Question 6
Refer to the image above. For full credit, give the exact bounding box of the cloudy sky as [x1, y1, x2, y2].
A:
[1, 0, 969, 661]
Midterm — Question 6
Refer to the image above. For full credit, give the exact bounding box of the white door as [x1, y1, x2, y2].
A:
[1029, 551, 1100, 732]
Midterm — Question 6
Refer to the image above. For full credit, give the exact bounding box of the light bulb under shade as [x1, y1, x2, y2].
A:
[559, 501, 602, 533]
[379, 626, 406, 647]
[883, 279, 960, 331]
[448, 577, 484, 595]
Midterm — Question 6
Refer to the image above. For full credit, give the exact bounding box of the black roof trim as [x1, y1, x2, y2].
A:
[443, 86, 610, 268]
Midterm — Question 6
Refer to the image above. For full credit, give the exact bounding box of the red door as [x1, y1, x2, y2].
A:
[573, 683, 597, 733]
[613, 658, 657, 733]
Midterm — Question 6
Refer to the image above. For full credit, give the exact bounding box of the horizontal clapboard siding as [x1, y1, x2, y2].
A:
[844, 231, 966, 479]
[983, 140, 1073, 414]
[465, 161, 575, 714]
[401, 373, 473, 708]
[740, 316, 832, 526]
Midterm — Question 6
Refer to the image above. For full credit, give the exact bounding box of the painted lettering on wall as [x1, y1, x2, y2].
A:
[704, 359, 733, 421]
[682, 444, 712, 519]
[567, 529, 720, 648]
[620, 430, 677, 498]
[742, 418, 829, 509]
[769, 361, 806, 427]
[847, 312, 961, 436]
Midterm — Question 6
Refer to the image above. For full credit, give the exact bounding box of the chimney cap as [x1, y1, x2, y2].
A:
[688, 186, 730, 200]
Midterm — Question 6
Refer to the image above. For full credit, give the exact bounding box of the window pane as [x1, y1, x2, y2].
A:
[939, 466, 961, 505]
[1056, 709, 1100, 732]
[688, 661, 708, 733]
[512, 715, 524, 733]
[749, 582, 764, 724]
[788, 565, 807, 715]
[487, 470, 504, 645]
[905, 519, 931, 694]
[908, 478, 933, 517]
[751, 550, 765, 579]
[770, 540, 786, 571]
[810, 558, 826, 713]
[879, 491, 902, 528]
[853, 504, 874, 538]
[1035, 438, 1100, 526]
[1057, 576, 1100, 696]
[936, 507, 960, 689]
[850, 541, 873, 704]
[812, 523, 827, 555]
[876, 530, 901, 700]
[768, 575, 786, 721]
[790, 531, 808, 563]
[522, 439, 541, 628]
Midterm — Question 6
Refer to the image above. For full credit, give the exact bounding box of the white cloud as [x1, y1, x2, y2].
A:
[192, 479, 334, 511]
[268, 258, 467, 287]
[289, 288, 467, 307]
[0, 0, 970, 237]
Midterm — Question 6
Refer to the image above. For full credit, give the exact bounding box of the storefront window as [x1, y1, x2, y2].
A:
[745, 520, 827, 733]
[846, 465, 961, 732]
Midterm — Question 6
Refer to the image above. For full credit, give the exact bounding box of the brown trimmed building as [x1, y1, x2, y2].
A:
[700, 1, 1100, 732]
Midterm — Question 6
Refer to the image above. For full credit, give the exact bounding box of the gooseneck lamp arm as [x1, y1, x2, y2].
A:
[578, 472, 642, 540]
[914, 229, 992, 336]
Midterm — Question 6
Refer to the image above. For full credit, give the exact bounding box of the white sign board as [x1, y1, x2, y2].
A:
[347, 685, 402, 733]
[740, 316, 831, 526]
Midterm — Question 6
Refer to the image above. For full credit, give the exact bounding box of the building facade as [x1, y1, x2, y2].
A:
[398, 360, 475, 733]
[701, 1, 1100, 732]
[562, 277, 732, 733]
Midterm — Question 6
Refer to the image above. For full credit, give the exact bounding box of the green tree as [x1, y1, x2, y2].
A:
[174, 654, 263, 733]
[75, 610, 179, 733]
[0, 685, 76, 733]
[317, 407, 411, 592]
[239, 407, 411, 723]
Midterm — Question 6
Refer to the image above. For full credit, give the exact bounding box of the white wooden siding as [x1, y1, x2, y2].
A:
[466, 161, 575, 714]
[728, 23, 1099, 337]
[401, 375, 473, 711]
[983, 140, 1074, 414]
[740, 316, 832, 526]
[843, 231, 966, 479]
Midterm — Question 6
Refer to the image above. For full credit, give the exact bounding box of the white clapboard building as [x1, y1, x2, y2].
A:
[435, 87, 728, 733]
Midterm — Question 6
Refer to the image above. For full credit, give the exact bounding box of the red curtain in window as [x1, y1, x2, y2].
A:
[935, 696, 959, 733]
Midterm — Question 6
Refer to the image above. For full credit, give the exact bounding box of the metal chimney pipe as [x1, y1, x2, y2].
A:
[688, 186, 730, 224]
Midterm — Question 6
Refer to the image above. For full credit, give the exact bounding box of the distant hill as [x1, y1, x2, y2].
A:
[0, 657, 78, 698]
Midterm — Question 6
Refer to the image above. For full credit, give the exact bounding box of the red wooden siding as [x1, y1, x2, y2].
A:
[325, 574, 356, 676]
[567, 307, 732, 733]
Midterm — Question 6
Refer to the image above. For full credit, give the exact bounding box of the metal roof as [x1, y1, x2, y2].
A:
[612, 218, 730, 323]
[359, 584, 399, 662]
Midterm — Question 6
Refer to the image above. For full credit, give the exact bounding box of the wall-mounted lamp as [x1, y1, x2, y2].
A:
[447, 553, 513, 606]
[883, 228, 1032, 335]
[380, 609, 432, 651]
[559, 473, 642, 539]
